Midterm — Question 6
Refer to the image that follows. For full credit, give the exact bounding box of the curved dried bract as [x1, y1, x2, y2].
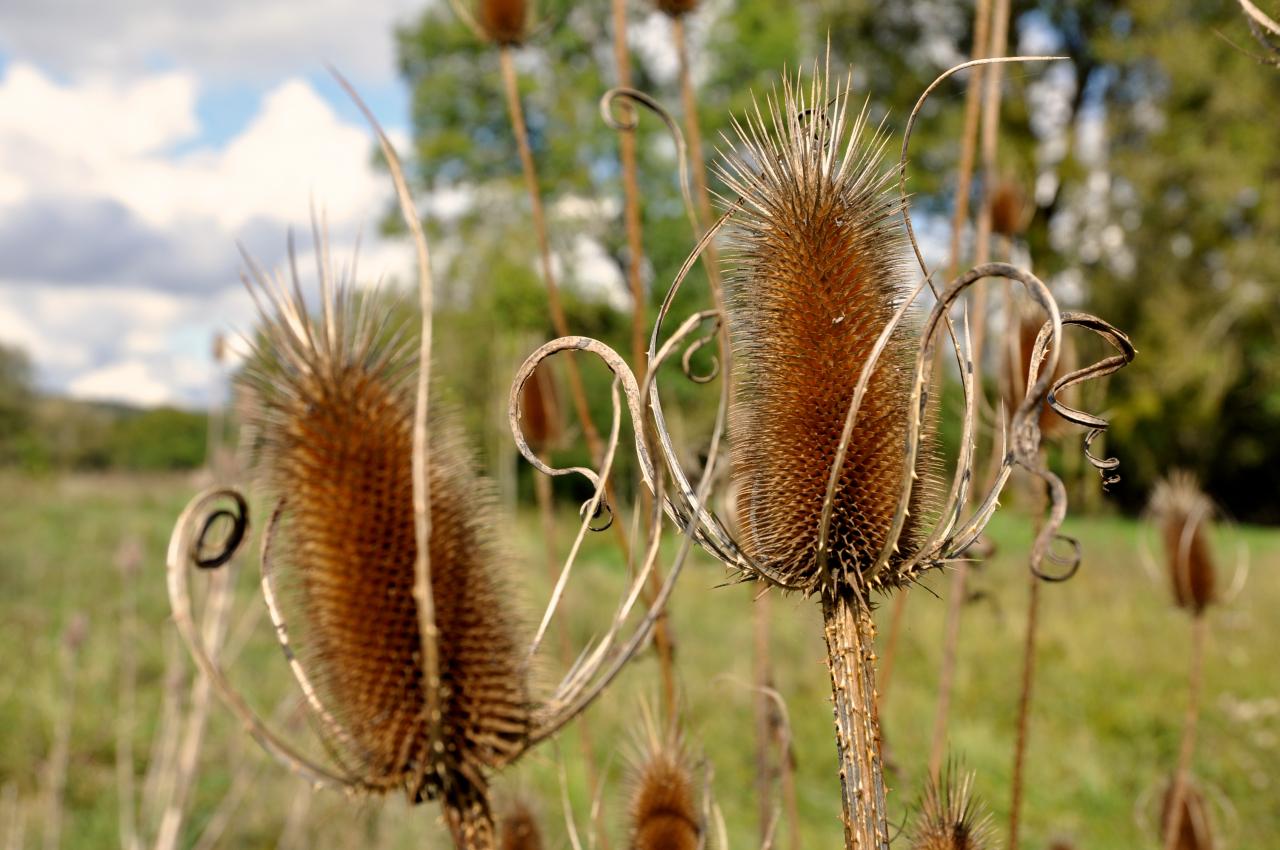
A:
[714, 65, 941, 593]
[909, 764, 995, 850]
[239, 260, 530, 803]
[1149, 472, 1217, 616]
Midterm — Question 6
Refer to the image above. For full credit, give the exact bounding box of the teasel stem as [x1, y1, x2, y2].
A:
[751, 593, 778, 845]
[1162, 614, 1208, 850]
[822, 591, 889, 849]
[43, 615, 85, 850]
[608, 0, 681, 727]
[114, 541, 142, 850]
[925, 0, 1010, 782]
[882, 0, 992, 714]
[1008, 571, 1040, 850]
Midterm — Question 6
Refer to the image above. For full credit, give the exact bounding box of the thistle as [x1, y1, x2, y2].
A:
[240, 268, 530, 839]
[1150, 472, 1217, 615]
[628, 729, 701, 850]
[909, 766, 995, 850]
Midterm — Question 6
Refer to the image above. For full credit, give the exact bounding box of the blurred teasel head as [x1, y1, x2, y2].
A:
[1160, 777, 1215, 850]
[476, 0, 531, 46]
[989, 175, 1031, 240]
[654, 0, 699, 16]
[627, 719, 701, 850]
[714, 64, 941, 595]
[239, 260, 530, 813]
[1149, 471, 1217, 615]
[498, 798, 544, 850]
[909, 765, 995, 850]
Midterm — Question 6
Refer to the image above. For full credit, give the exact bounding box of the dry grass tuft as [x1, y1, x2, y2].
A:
[628, 727, 700, 850]
[241, 274, 529, 805]
[1149, 472, 1217, 615]
[716, 65, 940, 592]
[909, 765, 995, 850]
[498, 798, 543, 850]
[1160, 778, 1215, 850]
[478, 0, 529, 46]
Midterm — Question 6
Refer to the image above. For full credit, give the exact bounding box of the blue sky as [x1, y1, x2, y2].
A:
[0, 0, 422, 407]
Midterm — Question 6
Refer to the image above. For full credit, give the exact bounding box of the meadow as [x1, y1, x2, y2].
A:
[1, 471, 1276, 848]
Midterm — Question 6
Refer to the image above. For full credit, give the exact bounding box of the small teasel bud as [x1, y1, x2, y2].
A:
[628, 727, 700, 850]
[478, 0, 530, 46]
[1149, 472, 1217, 615]
[715, 64, 941, 593]
[909, 765, 995, 850]
[241, 275, 530, 804]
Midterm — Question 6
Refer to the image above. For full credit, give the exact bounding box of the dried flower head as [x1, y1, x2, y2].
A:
[989, 176, 1030, 239]
[241, 273, 530, 805]
[519, 361, 563, 453]
[654, 0, 699, 16]
[909, 766, 995, 850]
[477, 0, 530, 46]
[1149, 471, 1217, 615]
[1005, 301, 1074, 440]
[716, 64, 940, 593]
[498, 798, 544, 850]
[628, 727, 700, 850]
[1161, 778, 1215, 850]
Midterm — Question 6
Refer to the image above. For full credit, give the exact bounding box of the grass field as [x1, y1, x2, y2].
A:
[1, 472, 1277, 848]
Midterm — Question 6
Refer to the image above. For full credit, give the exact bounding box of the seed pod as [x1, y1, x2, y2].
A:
[909, 766, 994, 850]
[1160, 779, 1215, 850]
[654, 0, 699, 16]
[498, 798, 543, 850]
[716, 67, 941, 592]
[478, 0, 530, 46]
[1149, 472, 1217, 615]
[628, 732, 700, 850]
[241, 282, 530, 805]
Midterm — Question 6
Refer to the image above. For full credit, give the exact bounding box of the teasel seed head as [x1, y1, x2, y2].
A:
[240, 270, 530, 804]
[654, 0, 699, 17]
[627, 723, 701, 850]
[1149, 471, 1217, 615]
[715, 63, 941, 594]
[498, 798, 544, 850]
[1005, 301, 1074, 441]
[519, 361, 563, 454]
[909, 765, 995, 850]
[477, 0, 531, 46]
[1160, 778, 1215, 850]
[989, 176, 1030, 240]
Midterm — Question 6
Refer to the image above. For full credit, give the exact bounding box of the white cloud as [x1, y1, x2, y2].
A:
[0, 0, 424, 85]
[69, 360, 176, 407]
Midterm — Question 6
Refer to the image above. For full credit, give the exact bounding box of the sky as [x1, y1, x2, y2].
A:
[0, 0, 424, 407]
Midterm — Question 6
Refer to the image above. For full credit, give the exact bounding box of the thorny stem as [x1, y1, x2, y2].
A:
[1008, 571, 1040, 850]
[822, 592, 889, 850]
[1162, 614, 1208, 850]
[444, 783, 497, 850]
[611, 0, 680, 727]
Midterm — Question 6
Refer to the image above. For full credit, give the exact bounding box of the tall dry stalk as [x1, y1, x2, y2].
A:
[114, 538, 143, 850]
[42, 614, 86, 850]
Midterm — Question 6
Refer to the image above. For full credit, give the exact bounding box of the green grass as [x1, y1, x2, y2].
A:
[1, 472, 1277, 848]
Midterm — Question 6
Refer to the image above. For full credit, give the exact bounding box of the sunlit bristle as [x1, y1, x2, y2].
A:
[1160, 778, 1215, 850]
[498, 798, 544, 850]
[478, 0, 529, 46]
[715, 61, 941, 592]
[909, 765, 995, 850]
[655, 0, 699, 16]
[628, 724, 700, 850]
[239, 241, 529, 803]
[1149, 471, 1217, 615]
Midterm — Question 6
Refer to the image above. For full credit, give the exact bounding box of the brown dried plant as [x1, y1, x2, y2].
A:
[1160, 777, 1216, 850]
[478, 0, 530, 46]
[654, 0, 699, 18]
[909, 765, 995, 850]
[498, 798, 544, 850]
[628, 728, 701, 850]
[1150, 471, 1217, 615]
[513, 57, 1134, 848]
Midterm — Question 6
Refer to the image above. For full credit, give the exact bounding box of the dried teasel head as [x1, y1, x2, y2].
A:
[519, 361, 563, 453]
[240, 269, 530, 806]
[1149, 471, 1217, 615]
[715, 64, 941, 594]
[909, 765, 995, 850]
[498, 798, 544, 850]
[1160, 778, 1216, 850]
[476, 0, 531, 46]
[654, 0, 699, 16]
[1005, 300, 1074, 441]
[627, 723, 701, 850]
[989, 175, 1030, 240]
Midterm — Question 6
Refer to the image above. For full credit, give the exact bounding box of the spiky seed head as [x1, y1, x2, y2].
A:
[1149, 472, 1217, 615]
[989, 176, 1029, 239]
[519, 361, 563, 453]
[241, 264, 529, 803]
[909, 765, 995, 850]
[478, 0, 530, 46]
[715, 62, 941, 593]
[654, 0, 699, 16]
[1160, 779, 1215, 850]
[498, 798, 543, 850]
[628, 727, 700, 850]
